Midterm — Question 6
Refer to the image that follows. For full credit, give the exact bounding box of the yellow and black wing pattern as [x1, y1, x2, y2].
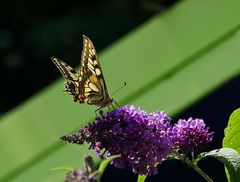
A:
[52, 35, 112, 108]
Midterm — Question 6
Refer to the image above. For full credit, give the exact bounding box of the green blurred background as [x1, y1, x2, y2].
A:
[1, 0, 240, 181]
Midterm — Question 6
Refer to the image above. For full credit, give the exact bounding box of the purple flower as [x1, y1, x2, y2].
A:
[61, 105, 173, 175]
[172, 118, 214, 152]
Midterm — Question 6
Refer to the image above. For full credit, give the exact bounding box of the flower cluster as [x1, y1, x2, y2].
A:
[61, 105, 214, 175]
[62, 105, 172, 175]
[172, 118, 214, 152]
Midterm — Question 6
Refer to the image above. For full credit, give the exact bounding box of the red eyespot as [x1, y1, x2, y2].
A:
[79, 95, 85, 103]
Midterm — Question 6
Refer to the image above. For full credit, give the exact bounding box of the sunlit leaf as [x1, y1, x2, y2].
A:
[137, 175, 147, 182]
[196, 148, 240, 182]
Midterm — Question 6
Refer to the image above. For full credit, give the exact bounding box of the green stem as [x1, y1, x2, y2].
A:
[173, 152, 213, 182]
[184, 157, 213, 182]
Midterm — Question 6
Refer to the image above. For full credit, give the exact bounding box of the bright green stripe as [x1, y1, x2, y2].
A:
[7, 145, 96, 182]
[1, 0, 240, 181]
[120, 23, 240, 108]
[0, 142, 65, 182]
[133, 29, 240, 114]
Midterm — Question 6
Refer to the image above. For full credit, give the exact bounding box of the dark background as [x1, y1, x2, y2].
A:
[0, 0, 176, 114]
[1, 0, 239, 181]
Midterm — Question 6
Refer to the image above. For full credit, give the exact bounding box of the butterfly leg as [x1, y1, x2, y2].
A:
[95, 106, 104, 116]
[113, 100, 120, 108]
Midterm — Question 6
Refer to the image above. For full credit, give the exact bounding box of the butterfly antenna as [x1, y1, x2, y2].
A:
[110, 82, 127, 97]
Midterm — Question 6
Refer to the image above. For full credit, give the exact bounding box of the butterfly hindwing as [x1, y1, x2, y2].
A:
[51, 57, 79, 82]
[51, 57, 81, 101]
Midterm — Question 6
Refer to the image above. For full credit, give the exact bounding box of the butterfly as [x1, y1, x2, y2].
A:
[52, 35, 114, 111]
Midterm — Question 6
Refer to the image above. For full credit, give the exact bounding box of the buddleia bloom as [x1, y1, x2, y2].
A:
[172, 118, 214, 152]
[61, 105, 173, 175]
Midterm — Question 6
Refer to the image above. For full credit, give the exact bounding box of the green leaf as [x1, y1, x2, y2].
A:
[97, 155, 121, 181]
[50, 167, 73, 172]
[223, 108, 240, 181]
[137, 175, 147, 182]
[196, 148, 240, 182]
[223, 108, 240, 152]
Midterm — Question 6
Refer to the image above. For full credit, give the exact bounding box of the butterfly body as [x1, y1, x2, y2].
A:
[52, 35, 113, 110]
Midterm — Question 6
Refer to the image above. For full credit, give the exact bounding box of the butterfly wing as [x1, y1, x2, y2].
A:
[52, 57, 78, 81]
[51, 57, 80, 102]
[51, 35, 112, 108]
[79, 35, 111, 106]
